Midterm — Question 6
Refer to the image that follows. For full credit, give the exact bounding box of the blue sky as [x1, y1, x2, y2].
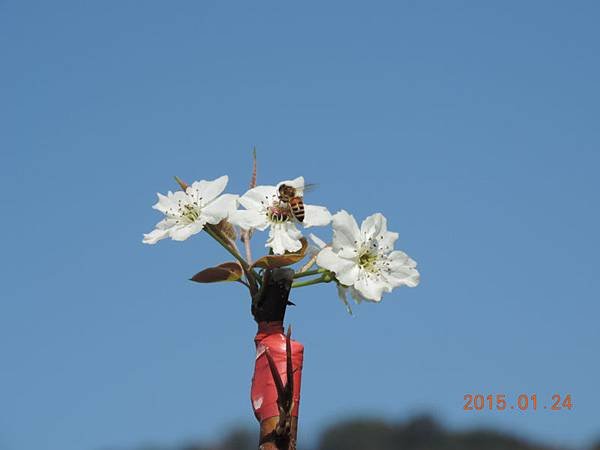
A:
[1, 1, 599, 449]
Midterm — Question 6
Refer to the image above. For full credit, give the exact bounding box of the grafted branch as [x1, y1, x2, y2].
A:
[251, 268, 299, 450]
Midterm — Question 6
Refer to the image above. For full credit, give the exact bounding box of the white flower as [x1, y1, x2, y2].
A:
[143, 175, 238, 244]
[229, 176, 332, 255]
[316, 211, 419, 302]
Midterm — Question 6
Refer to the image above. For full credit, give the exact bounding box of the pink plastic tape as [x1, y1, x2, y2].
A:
[251, 321, 304, 421]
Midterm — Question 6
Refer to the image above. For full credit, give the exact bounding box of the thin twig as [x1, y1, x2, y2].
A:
[243, 237, 253, 266]
[241, 147, 258, 264]
[299, 253, 318, 273]
[250, 146, 257, 188]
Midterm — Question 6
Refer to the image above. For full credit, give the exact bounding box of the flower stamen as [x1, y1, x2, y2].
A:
[181, 204, 200, 222]
[358, 249, 378, 272]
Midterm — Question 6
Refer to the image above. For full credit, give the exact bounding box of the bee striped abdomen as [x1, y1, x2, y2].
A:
[289, 197, 305, 222]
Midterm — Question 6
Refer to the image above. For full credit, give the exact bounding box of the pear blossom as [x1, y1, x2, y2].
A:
[143, 175, 238, 244]
[229, 176, 332, 255]
[316, 211, 419, 302]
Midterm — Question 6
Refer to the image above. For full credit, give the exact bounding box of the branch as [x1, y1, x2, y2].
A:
[241, 147, 258, 264]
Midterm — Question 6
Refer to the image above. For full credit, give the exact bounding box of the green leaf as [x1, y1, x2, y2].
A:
[251, 238, 308, 269]
[190, 262, 243, 283]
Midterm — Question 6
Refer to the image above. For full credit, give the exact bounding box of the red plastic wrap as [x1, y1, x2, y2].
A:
[251, 321, 304, 421]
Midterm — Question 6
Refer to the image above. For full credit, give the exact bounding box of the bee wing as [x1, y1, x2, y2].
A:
[302, 183, 318, 194]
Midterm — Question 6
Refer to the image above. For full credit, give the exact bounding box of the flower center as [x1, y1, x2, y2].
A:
[169, 201, 201, 224]
[358, 250, 378, 272]
[181, 204, 200, 222]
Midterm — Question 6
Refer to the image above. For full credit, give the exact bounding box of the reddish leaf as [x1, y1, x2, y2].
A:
[251, 239, 308, 269]
[190, 262, 243, 283]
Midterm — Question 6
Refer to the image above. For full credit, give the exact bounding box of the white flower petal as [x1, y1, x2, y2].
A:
[267, 222, 303, 255]
[379, 231, 399, 253]
[388, 251, 418, 270]
[202, 193, 239, 224]
[316, 248, 359, 286]
[154, 217, 178, 230]
[170, 221, 205, 241]
[406, 271, 420, 287]
[361, 213, 387, 240]
[151, 192, 174, 214]
[385, 267, 420, 288]
[388, 250, 411, 266]
[152, 191, 188, 215]
[384, 251, 420, 288]
[229, 209, 269, 231]
[142, 228, 170, 244]
[302, 204, 332, 228]
[360, 213, 399, 252]
[349, 286, 368, 304]
[189, 175, 228, 204]
[239, 185, 278, 211]
[354, 274, 387, 302]
[331, 210, 361, 253]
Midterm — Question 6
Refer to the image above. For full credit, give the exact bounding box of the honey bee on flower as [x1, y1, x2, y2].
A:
[229, 176, 332, 255]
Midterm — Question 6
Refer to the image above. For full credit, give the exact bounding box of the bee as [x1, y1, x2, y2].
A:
[278, 183, 315, 222]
